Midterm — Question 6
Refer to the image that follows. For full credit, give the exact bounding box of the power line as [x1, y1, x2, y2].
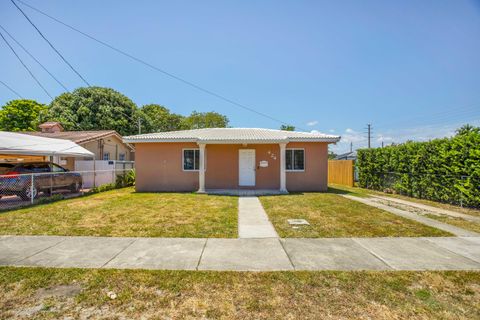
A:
[0, 28, 53, 99]
[0, 80, 22, 98]
[0, 24, 69, 92]
[10, 0, 90, 87]
[15, 0, 305, 130]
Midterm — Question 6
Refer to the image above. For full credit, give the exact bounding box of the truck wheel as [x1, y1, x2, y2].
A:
[70, 181, 81, 193]
[21, 184, 39, 201]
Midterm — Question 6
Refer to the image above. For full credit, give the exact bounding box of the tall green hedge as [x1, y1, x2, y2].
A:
[356, 125, 480, 208]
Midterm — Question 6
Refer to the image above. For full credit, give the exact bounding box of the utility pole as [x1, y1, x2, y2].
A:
[381, 141, 384, 148]
[138, 118, 141, 134]
[350, 142, 353, 153]
[367, 124, 372, 148]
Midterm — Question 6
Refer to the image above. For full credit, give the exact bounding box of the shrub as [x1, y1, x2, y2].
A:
[357, 125, 480, 208]
[115, 169, 135, 188]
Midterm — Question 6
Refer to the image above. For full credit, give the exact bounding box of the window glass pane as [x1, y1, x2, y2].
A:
[51, 164, 65, 172]
[286, 150, 293, 170]
[184, 150, 195, 170]
[119, 153, 125, 161]
[293, 150, 305, 170]
[103, 152, 110, 160]
[194, 150, 200, 170]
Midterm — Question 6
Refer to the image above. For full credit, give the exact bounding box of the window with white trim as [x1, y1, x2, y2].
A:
[286, 149, 305, 171]
[103, 152, 110, 160]
[183, 149, 200, 171]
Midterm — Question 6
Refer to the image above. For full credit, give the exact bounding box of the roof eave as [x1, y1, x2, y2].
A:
[123, 137, 341, 144]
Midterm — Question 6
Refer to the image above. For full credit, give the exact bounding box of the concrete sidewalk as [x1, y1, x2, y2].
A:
[1, 235, 479, 271]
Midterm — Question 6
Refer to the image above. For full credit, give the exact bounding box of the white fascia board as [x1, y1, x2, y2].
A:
[124, 137, 341, 144]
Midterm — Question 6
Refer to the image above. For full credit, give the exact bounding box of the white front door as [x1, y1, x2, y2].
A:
[239, 149, 256, 186]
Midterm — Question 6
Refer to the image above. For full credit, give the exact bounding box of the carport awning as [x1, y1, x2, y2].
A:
[0, 131, 94, 158]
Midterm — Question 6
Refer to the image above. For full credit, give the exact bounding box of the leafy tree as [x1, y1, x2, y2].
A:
[0, 99, 47, 131]
[45, 87, 138, 135]
[182, 111, 229, 129]
[138, 104, 185, 133]
[456, 124, 479, 136]
[280, 125, 295, 131]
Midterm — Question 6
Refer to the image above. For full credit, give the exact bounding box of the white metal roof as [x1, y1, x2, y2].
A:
[123, 128, 341, 144]
[0, 131, 94, 157]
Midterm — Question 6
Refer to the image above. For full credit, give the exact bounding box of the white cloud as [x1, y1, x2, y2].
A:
[310, 129, 328, 134]
[376, 135, 393, 142]
[306, 120, 319, 126]
[345, 128, 355, 133]
[329, 129, 335, 133]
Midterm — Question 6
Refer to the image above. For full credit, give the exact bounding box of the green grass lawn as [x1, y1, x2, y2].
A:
[0, 188, 237, 238]
[1, 267, 479, 319]
[330, 184, 480, 234]
[424, 214, 480, 234]
[260, 193, 451, 237]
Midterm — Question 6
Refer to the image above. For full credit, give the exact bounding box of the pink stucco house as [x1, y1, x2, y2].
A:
[123, 128, 340, 193]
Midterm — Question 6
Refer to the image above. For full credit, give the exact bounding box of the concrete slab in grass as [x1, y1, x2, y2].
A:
[282, 238, 391, 270]
[105, 238, 206, 270]
[14, 237, 135, 268]
[198, 238, 293, 271]
[0, 236, 65, 265]
[425, 237, 480, 264]
[355, 237, 480, 270]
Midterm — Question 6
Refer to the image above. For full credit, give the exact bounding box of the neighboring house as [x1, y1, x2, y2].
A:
[24, 122, 134, 170]
[123, 128, 340, 193]
[335, 150, 357, 161]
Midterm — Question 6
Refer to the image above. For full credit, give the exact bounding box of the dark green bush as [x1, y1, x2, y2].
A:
[115, 169, 135, 188]
[357, 125, 480, 208]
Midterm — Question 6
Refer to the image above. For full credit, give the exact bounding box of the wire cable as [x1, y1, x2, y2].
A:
[10, 0, 90, 86]
[0, 28, 53, 99]
[0, 80, 22, 98]
[15, 0, 303, 130]
[0, 24, 69, 92]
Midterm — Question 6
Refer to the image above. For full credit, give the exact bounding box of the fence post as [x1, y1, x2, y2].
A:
[460, 176, 464, 208]
[30, 174, 34, 204]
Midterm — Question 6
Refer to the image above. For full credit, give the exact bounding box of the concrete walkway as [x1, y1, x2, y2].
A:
[371, 195, 480, 223]
[1, 235, 480, 271]
[343, 195, 480, 237]
[238, 197, 278, 238]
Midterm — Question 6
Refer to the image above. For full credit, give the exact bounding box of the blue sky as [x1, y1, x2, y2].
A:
[1, 0, 479, 153]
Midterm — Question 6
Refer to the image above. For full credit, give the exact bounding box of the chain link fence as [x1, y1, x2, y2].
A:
[0, 168, 134, 211]
[362, 172, 480, 208]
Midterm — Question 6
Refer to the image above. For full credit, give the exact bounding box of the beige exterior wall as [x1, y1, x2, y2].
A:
[286, 142, 328, 192]
[134, 141, 329, 192]
[205, 144, 280, 190]
[81, 135, 132, 161]
[135, 142, 199, 192]
[56, 135, 132, 171]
